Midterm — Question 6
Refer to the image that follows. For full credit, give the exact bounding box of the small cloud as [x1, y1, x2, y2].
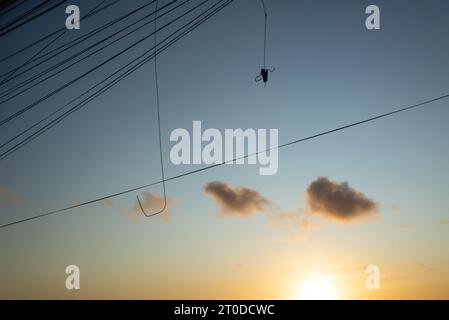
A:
[204, 181, 272, 216]
[299, 218, 320, 230]
[398, 223, 415, 229]
[306, 177, 379, 223]
[390, 205, 401, 213]
[440, 219, 449, 225]
[269, 210, 320, 230]
[0, 185, 21, 205]
[416, 262, 433, 272]
[271, 233, 308, 243]
[329, 265, 367, 279]
[103, 198, 114, 207]
[269, 211, 301, 228]
[121, 192, 173, 222]
[232, 262, 244, 269]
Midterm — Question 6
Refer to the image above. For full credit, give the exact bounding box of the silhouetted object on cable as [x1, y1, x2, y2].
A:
[255, 0, 274, 87]
[255, 67, 275, 85]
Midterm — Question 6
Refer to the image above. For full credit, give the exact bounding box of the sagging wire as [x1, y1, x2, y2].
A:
[137, 0, 167, 217]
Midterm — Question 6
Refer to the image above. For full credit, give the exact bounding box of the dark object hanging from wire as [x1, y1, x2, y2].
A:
[255, 0, 274, 86]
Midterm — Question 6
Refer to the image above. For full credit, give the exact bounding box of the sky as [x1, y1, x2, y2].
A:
[0, 0, 449, 299]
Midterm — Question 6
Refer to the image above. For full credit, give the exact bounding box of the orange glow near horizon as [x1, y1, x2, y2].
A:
[296, 275, 338, 300]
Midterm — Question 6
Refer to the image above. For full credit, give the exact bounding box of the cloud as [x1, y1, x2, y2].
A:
[416, 263, 433, 272]
[204, 181, 272, 216]
[271, 233, 308, 243]
[0, 186, 21, 205]
[103, 198, 114, 207]
[306, 177, 379, 223]
[398, 223, 415, 229]
[328, 265, 367, 279]
[440, 219, 449, 225]
[390, 205, 401, 213]
[121, 192, 173, 222]
[269, 209, 320, 230]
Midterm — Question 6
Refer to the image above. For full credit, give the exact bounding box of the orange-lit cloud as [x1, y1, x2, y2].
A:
[306, 177, 379, 223]
[122, 192, 173, 221]
[204, 181, 271, 216]
[103, 198, 114, 207]
[390, 205, 401, 213]
[440, 219, 449, 225]
[269, 210, 320, 231]
[398, 223, 416, 229]
[0, 185, 21, 205]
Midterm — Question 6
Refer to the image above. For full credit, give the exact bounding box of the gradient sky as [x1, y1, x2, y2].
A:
[0, 0, 449, 299]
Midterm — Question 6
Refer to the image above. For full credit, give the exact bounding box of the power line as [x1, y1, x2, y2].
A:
[0, 0, 230, 159]
[0, 0, 182, 99]
[0, 0, 17, 12]
[0, 0, 26, 18]
[0, 0, 67, 39]
[0, 0, 151, 84]
[0, 90, 448, 229]
[0, 0, 52, 31]
[0, 0, 120, 64]
[0, 0, 207, 127]
[0, 0, 14, 11]
[0, 0, 108, 86]
[0, 0, 237, 229]
[0, 0, 190, 100]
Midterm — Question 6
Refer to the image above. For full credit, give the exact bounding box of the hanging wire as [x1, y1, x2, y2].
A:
[137, 0, 167, 217]
[261, 0, 267, 68]
[0, 0, 237, 229]
[0, 0, 231, 162]
[255, 0, 274, 86]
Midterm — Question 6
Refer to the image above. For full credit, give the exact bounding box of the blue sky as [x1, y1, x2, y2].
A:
[0, 0, 448, 298]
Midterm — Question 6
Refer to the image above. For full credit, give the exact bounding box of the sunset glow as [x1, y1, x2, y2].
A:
[297, 276, 338, 300]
